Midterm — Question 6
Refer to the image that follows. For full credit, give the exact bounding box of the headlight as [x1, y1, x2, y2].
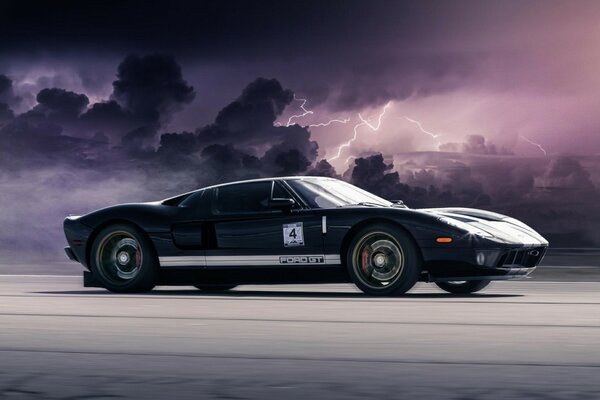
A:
[438, 217, 493, 238]
[475, 250, 501, 266]
[476, 252, 486, 265]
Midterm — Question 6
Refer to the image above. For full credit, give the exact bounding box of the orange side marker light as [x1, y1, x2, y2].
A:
[436, 237, 453, 243]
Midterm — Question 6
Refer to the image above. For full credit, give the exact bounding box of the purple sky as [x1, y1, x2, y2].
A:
[1, 0, 600, 254]
[1, 1, 600, 164]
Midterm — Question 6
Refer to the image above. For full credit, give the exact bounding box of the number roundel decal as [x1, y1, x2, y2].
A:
[283, 222, 304, 247]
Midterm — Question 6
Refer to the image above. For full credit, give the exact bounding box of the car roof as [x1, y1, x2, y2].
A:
[202, 176, 337, 190]
[161, 176, 339, 203]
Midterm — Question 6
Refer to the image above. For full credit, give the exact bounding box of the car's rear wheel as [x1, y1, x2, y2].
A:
[435, 280, 490, 294]
[194, 284, 237, 292]
[90, 223, 157, 293]
[346, 224, 420, 296]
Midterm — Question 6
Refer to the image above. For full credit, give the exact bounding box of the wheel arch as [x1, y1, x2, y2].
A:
[85, 219, 154, 268]
[339, 218, 424, 268]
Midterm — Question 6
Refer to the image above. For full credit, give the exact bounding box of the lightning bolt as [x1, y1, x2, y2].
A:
[286, 94, 314, 126]
[276, 94, 350, 129]
[359, 103, 391, 130]
[344, 155, 357, 165]
[329, 102, 392, 161]
[519, 135, 547, 156]
[404, 117, 442, 139]
[308, 118, 350, 127]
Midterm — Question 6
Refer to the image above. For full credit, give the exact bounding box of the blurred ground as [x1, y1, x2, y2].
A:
[1, 276, 599, 399]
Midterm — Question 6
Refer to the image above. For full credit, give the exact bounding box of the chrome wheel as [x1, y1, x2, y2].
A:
[352, 232, 404, 289]
[95, 231, 142, 285]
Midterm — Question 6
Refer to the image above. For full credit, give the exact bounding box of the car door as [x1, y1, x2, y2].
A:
[205, 180, 327, 267]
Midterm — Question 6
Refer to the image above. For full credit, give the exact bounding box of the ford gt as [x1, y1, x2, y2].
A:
[64, 176, 548, 295]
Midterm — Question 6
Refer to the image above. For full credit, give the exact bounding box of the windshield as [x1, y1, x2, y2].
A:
[287, 178, 393, 209]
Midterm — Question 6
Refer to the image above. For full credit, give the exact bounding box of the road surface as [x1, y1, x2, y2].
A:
[1, 275, 599, 399]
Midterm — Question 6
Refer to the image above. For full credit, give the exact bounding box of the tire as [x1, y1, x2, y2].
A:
[435, 280, 490, 294]
[90, 223, 158, 293]
[346, 223, 421, 296]
[194, 284, 237, 292]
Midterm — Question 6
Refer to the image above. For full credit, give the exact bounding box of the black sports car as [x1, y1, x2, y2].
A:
[64, 176, 548, 295]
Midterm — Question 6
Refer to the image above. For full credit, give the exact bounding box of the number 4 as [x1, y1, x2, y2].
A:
[289, 228, 297, 239]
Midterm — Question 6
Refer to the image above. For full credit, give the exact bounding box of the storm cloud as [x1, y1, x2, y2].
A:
[0, 56, 327, 257]
[1, 0, 600, 257]
[1, 51, 600, 254]
[195, 78, 294, 148]
[112, 54, 195, 125]
[2, 1, 600, 156]
[538, 157, 595, 191]
[0, 75, 16, 126]
[439, 135, 512, 156]
[0, 74, 20, 109]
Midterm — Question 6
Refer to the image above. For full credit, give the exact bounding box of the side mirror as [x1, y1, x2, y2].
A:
[391, 199, 407, 208]
[269, 198, 296, 210]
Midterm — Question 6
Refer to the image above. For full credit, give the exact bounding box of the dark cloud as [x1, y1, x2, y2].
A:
[348, 154, 411, 202]
[306, 159, 338, 178]
[2, 1, 599, 158]
[2, 50, 600, 256]
[439, 135, 511, 155]
[112, 54, 195, 123]
[0, 103, 13, 126]
[0, 75, 11, 96]
[121, 126, 158, 155]
[65, 54, 196, 145]
[0, 118, 93, 170]
[0, 87, 92, 166]
[328, 53, 482, 111]
[1, 61, 319, 187]
[261, 126, 318, 174]
[348, 153, 519, 209]
[199, 144, 262, 184]
[0, 56, 176, 169]
[439, 163, 485, 203]
[0, 74, 20, 108]
[156, 131, 198, 163]
[79, 100, 141, 140]
[466, 161, 536, 204]
[267, 148, 311, 176]
[0, 74, 16, 126]
[197, 78, 293, 148]
[35, 88, 89, 117]
[0, 2, 499, 119]
[539, 156, 595, 190]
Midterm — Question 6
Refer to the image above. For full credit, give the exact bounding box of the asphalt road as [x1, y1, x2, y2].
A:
[1, 275, 599, 399]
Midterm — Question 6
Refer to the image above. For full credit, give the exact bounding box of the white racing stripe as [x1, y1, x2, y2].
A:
[159, 254, 341, 267]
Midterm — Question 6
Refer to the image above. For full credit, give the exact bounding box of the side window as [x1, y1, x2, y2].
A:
[215, 181, 273, 214]
[272, 181, 302, 209]
[272, 181, 291, 199]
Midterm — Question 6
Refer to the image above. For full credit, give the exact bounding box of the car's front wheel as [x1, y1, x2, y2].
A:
[346, 224, 420, 296]
[90, 223, 158, 293]
[435, 280, 490, 294]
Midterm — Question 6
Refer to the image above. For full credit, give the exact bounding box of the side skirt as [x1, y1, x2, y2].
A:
[159, 266, 351, 285]
[83, 267, 351, 287]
